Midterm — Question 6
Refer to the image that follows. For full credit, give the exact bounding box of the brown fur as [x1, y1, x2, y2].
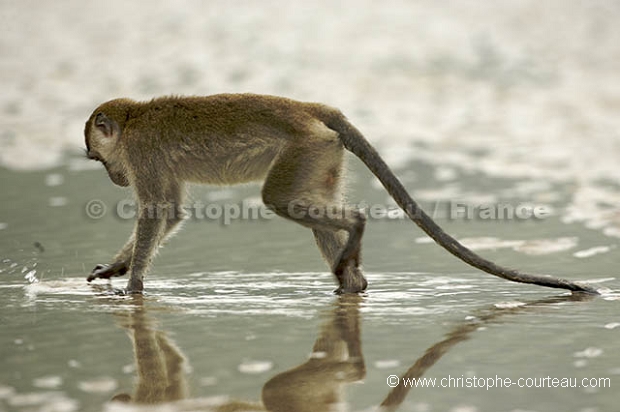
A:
[85, 93, 597, 295]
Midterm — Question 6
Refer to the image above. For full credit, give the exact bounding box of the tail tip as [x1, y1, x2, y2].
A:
[572, 283, 600, 295]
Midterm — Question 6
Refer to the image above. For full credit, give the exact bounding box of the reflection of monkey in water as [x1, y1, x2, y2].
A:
[378, 293, 595, 411]
[112, 297, 188, 404]
[109, 293, 593, 411]
[262, 293, 594, 411]
[111, 295, 365, 411]
[108, 295, 365, 411]
[111, 297, 263, 411]
[84, 94, 597, 295]
[262, 295, 366, 412]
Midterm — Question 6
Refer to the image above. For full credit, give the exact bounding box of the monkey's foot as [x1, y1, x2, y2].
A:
[122, 288, 144, 295]
[125, 278, 144, 295]
[95, 287, 144, 297]
[334, 266, 368, 294]
[87, 262, 128, 282]
[334, 286, 368, 295]
[97, 287, 131, 296]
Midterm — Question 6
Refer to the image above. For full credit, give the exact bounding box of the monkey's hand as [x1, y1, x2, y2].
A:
[87, 262, 129, 282]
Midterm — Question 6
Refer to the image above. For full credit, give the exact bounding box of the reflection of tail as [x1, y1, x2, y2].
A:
[379, 323, 473, 410]
[378, 293, 594, 411]
[321, 110, 598, 294]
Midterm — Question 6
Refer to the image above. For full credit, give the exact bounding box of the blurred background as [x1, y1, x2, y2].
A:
[1, 0, 620, 238]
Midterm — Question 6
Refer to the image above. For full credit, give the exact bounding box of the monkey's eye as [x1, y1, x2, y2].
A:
[85, 150, 103, 162]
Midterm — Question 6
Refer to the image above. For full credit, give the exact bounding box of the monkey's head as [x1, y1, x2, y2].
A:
[85, 99, 133, 187]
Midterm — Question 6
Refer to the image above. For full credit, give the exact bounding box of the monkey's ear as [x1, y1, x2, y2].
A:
[94, 112, 117, 138]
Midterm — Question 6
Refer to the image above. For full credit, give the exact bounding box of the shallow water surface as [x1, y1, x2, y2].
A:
[1, 162, 618, 412]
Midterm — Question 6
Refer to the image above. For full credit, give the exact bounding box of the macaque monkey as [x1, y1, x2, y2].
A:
[84, 94, 598, 295]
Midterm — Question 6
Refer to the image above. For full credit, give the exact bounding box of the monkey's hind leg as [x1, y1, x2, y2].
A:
[313, 229, 368, 294]
[262, 142, 368, 294]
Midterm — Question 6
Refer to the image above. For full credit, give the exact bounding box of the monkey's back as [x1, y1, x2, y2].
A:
[122, 94, 339, 185]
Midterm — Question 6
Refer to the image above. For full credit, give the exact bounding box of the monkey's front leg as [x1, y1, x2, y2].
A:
[87, 235, 134, 282]
[88, 262, 128, 281]
[88, 200, 184, 287]
[125, 207, 166, 293]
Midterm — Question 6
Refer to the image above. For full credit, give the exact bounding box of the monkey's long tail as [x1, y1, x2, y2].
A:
[328, 113, 598, 294]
